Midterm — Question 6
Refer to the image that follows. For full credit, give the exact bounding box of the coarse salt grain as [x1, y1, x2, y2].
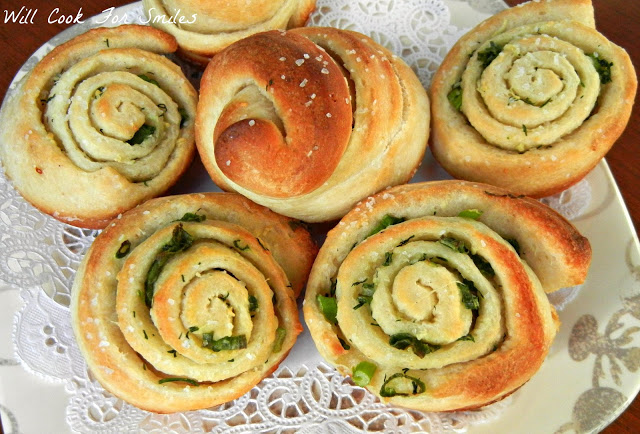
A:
[321, 68, 329, 74]
[249, 120, 256, 126]
[295, 59, 305, 66]
[300, 79, 308, 87]
[226, 160, 231, 166]
[326, 113, 332, 118]
[279, 57, 286, 61]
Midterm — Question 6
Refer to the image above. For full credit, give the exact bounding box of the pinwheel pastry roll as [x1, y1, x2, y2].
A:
[304, 180, 591, 412]
[430, 0, 636, 197]
[142, 0, 316, 64]
[196, 27, 430, 222]
[0, 25, 197, 229]
[71, 193, 317, 413]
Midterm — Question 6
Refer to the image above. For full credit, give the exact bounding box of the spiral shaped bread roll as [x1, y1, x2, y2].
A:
[304, 180, 591, 411]
[0, 25, 197, 229]
[430, 0, 636, 197]
[71, 193, 317, 413]
[142, 0, 316, 64]
[196, 27, 430, 222]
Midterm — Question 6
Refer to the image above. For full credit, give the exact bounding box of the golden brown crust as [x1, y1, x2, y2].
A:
[196, 27, 430, 222]
[430, 0, 636, 198]
[71, 192, 317, 413]
[0, 25, 198, 229]
[142, 0, 316, 63]
[304, 180, 589, 412]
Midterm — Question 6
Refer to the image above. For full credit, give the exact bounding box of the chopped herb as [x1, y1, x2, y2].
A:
[380, 372, 426, 397]
[588, 53, 613, 84]
[228, 359, 234, 362]
[471, 254, 494, 277]
[477, 41, 503, 68]
[397, 235, 415, 247]
[317, 295, 338, 324]
[127, 124, 155, 145]
[506, 238, 521, 255]
[367, 215, 405, 237]
[133, 311, 136, 318]
[138, 74, 160, 87]
[167, 349, 177, 358]
[202, 334, 247, 352]
[94, 86, 105, 99]
[447, 81, 462, 111]
[458, 209, 483, 220]
[389, 333, 440, 358]
[40, 94, 56, 104]
[115, 240, 131, 258]
[178, 108, 189, 128]
[353, 295, 372, 310]
[104, 38, 110, 47]
[338, 337, 351, 350]
[256, 238, 269, 251]
[522, 124, 528, 136]
[457, 281, 480, 310]
[144, 224, 194, 307]
[249, 295, 259, 312]
[458, 334, 475, 342]
[383, 252, 393, 266]
[158, 377, 199, 386]
[233, 240, 250, 251]
[352, 279, 367, 286]
[186, 325, 199, 339]
[439, 237, 468, 253]
[157, 103, 167, 115]
[181, 274, 185, 282]
[272, 327, 286, 353]
[266, 78, 274, 91]
[329, 278, 337, 297]
[352, 361, 377, 386]
[143, 330, 148, 340]
[220, 292, 230, 301]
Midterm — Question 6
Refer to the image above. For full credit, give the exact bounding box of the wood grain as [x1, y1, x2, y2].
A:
[0, 0, 637, 431]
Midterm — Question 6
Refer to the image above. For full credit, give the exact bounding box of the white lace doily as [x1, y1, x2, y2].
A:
[0, 1, 595, 433]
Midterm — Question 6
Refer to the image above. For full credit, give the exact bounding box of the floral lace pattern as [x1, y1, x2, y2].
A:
[0, 1, 611, 433]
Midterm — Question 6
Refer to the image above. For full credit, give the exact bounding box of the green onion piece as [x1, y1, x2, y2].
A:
[177, 212, 205, 222]
[338, 337, 351, 350]
[115, 240, 131, 258]
[389, 333, 440, 358]
[383, 252, 393, 266]
[458, 209, 483, 220]
[352, 361, 377, 387]
[202, 334, 247, 352]
[477, 41, 503, 68]
[272, 327, 286, 353]
[144, 224, 194, 307]
[367, 215, 406, 237]
[458, 334, 475, 342]
[127, 124, 155, 145]
[397, 235, 415, 247]
[233, 240, 250, 251]
[457, 281, 480, 310]
[249, 295, 259, 312]
[178, 108, 189, 128]
[588, 53, 613, 84]
[447, 81, 462, 111]
[380, 372, 426, 397]
[317, 295, 338, 324]
[138, 74, 160, 87]
[439, 237, 468, 253]
[471, 254, 494, 277]
[522, 124, 528, 136]
[158, 377, 199, 386]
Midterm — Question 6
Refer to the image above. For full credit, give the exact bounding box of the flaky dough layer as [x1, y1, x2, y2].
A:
[143, 0, 316, 64]
[430, 0, 636, 197]
[71, 192, 317, 413]
[0, 25, 198, 228]
[304, 180, 591, 412]
[196, 27, 430, 222]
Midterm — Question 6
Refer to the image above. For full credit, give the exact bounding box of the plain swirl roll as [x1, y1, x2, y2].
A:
[196, 27, 430, 222]
[71, 193, 317, 413]
[0, 25, 197, 229]
[430, 0, 636, 198]
[303, 180, 591, 411]
[142, 0, 316, 64]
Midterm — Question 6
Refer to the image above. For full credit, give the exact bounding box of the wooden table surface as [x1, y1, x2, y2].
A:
[0, 0, 637, 432]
